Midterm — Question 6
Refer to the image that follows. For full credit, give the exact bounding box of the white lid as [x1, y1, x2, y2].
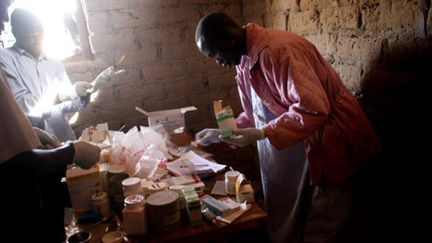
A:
[124, 194, 145, 209]
[225, 170, 240, 178]
[146, 191, 178, 206]
[148, 182, 167, 191]
[107, 164, 126, 174]
[122, 177, 141, 192]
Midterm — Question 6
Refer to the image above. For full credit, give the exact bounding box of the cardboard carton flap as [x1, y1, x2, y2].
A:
[135, 106, 197, 134]
[180, 106, 197, 113]
[135, 106, 197, 116]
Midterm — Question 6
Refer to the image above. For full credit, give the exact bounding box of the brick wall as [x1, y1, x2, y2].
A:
[63, 1, 431, 204]
[258, 0, 432, 92]
[65, 0, 432, 135]
[65, 0, 243, 135]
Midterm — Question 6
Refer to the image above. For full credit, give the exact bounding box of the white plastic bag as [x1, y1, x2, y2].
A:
[109, 126, 168, 178]
[132, 145, 167, 178]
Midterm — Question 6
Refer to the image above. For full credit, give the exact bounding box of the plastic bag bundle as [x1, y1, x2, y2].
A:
[109, 126, 168, 178]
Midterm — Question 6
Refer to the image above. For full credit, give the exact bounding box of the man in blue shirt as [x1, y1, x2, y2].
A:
[0, 5, 102, 242]
[0, 8, 118, 142]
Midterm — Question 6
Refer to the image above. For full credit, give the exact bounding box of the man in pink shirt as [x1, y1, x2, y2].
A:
[195, 12, 380, 242]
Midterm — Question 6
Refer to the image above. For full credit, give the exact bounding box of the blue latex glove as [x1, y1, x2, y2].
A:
[74, 81, 94, 97]
[195, 128, 221, 146]
[31, 96, 88, 122]
[219, 128, 266, 147]
[89, 66, 125, 93]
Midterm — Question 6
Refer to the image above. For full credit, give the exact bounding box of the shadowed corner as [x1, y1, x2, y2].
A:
[345, 42, 432, 243]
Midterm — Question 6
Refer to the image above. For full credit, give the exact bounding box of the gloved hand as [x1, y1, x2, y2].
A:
[195, 128, 221, 146]
[74, 81, 94, 97]
[33, 127, 61, 148]
[219, 128, 266, 147]
[96, 66, 115, 81]
[72, 141, 101, 169]
[89, 66, 125, 93]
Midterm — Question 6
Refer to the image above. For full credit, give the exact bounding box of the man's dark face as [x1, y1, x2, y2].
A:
[14, 22, 44, 57]
[197, 36, 243, 68]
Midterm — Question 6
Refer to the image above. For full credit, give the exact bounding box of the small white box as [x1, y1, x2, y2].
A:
[135, 106, 197, 134]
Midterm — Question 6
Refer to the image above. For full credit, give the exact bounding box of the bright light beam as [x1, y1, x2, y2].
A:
[10, 0, 77, 60]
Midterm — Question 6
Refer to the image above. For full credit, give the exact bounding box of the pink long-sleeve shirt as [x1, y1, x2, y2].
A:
[235, 23, 380, 186]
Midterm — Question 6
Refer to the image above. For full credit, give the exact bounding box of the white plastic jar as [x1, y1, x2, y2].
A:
[225, 171, 240, 195]
[122, 194, 147, 235]
[122, 177, 144, 198]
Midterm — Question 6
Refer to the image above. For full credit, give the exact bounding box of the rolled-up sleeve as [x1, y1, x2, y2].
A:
[261, 49, 330, 149]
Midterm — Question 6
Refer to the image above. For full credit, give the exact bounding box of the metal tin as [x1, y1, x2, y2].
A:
[146, 191, 180, 231]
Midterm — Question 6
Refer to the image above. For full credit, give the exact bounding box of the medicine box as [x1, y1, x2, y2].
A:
[66, 164, 102, 213]
[135, 106, 196, 134]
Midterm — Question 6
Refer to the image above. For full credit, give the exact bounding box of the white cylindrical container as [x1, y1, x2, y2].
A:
[141, 179, 154, 198]
[146, 191, 180, 231]
[91, 191, 110, 219]
[225, 171, 240, 195]
[148, 182, 167, 195]
[122, 177, 144, 198]
[122, 194, 147, 235]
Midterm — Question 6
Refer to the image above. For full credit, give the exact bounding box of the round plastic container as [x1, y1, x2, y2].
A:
[122, 177, 143, 198]
[225, 171, 240, 195]
[124, 194, 145, 209]
[146, 191, 180, 231]
[148, 182, 167, 195]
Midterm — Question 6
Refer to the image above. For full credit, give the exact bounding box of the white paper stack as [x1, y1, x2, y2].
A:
[166, 151, 226, 178]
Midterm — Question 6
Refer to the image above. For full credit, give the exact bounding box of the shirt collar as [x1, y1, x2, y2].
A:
[243, 23, 269, 70]
[12, 44, 47, 61]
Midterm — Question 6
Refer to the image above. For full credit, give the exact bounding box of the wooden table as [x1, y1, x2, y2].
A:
[80, 174, 267, 243]
[82, 202, 266, 242]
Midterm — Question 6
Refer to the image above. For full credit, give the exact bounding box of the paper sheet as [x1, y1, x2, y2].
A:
[166, 151, 226, 176]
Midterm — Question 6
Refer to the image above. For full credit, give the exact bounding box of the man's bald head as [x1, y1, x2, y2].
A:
[195, 12, 246, 68]
[10, 8, 44, 58]
[195, 12, 240, 45]
[11, 8, 43, 36]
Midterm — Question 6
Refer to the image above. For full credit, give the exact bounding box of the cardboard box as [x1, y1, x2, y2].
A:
[66, 164, 103, 213]
[135, 106, 196, 134]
